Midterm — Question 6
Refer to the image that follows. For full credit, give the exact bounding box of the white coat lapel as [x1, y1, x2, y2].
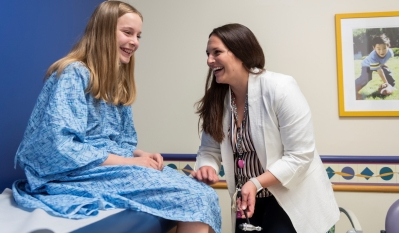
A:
[248, 71, 267, 170]
[220, 88, 236, 197]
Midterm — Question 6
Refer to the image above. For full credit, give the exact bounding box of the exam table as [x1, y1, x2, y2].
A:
[0, 188, 176, 233]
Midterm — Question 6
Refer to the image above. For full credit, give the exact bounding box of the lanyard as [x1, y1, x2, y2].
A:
[231, 91, 248, 188]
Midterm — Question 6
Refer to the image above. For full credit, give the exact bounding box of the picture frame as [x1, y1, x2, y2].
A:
[335, 11, 399, 116]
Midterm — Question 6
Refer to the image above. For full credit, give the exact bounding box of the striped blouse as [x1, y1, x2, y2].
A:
[228, 94, 271, 198]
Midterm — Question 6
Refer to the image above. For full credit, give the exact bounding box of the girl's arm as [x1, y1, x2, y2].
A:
[101, 150, 164, 170]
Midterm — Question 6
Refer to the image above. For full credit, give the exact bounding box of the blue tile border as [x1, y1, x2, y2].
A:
[162, 154, 399, 191]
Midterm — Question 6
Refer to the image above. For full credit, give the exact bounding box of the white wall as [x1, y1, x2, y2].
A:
[125, 0, 399, 232]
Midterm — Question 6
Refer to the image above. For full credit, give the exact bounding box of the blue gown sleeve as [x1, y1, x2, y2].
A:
[99, 105, 138, 158]
[16, 63, 109, 181]
[119, 106, 138, 155]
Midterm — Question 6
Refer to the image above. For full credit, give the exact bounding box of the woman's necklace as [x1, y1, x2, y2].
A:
[230, 91, 249, 217]
[231, 91, 248, 189]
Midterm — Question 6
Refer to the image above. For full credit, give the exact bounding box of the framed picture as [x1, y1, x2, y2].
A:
[335, 11, 399, 116]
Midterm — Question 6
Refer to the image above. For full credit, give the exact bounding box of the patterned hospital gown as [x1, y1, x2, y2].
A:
[12, 62, 221, 233]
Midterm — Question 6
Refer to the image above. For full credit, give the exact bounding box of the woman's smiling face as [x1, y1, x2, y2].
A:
[116, 12, 142, 64]
[206, 35, 246, 85]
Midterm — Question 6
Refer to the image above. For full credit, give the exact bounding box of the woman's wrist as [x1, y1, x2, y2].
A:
[250, 177, 263, 192]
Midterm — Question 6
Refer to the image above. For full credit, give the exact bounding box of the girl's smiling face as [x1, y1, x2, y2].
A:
[206, 35, 247, 85]
[116, 12, 142, 64]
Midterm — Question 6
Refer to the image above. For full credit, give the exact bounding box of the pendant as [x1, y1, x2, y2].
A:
[236, 211, 242, 219]
[238, 159, 245, 168]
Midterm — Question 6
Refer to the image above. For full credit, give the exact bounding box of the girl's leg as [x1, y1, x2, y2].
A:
[176, 222, 214, 233]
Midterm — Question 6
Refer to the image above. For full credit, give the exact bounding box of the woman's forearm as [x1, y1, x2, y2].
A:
[256, 171, 281, 188]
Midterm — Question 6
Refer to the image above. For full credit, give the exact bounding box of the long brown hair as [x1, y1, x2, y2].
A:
[196, 23, 265, 143]
[46, 1, 143, 105]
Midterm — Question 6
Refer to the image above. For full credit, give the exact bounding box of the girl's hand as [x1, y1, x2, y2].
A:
[102, 151, 164, 171]
[133, 150, 164, 170]
[238, 180, 257, 218]
[191, 166, 219, 185]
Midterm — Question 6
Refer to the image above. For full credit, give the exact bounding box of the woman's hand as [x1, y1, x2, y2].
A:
[191, 166, 219, 185]
[237, 171, 279, 218]
[238, 180, 257, 218]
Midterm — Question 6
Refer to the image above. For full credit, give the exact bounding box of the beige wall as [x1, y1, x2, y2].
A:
[125, 0, 399, 232]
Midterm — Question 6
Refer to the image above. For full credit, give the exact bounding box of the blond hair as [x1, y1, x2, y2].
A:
[46, 1, 143, 105]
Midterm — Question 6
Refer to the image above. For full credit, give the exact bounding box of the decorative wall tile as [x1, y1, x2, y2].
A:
[164, 161, 180, 172]
[337, 164, 358, 183]
[324, 164, 340, 183]
[396, 165, 399, 184]
[376, 164, 396, 184]
[218, 163, 226, 181]
[357, 164, 377, 184]
[179, 161, 196, 177]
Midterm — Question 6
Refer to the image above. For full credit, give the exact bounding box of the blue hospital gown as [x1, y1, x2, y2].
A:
[12, 62, 221, 232]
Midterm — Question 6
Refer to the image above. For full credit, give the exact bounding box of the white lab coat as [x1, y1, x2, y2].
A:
[196, 70, 339, 233]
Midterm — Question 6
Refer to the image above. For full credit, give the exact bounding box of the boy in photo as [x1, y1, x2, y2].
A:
[355, 33, 396, 100]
